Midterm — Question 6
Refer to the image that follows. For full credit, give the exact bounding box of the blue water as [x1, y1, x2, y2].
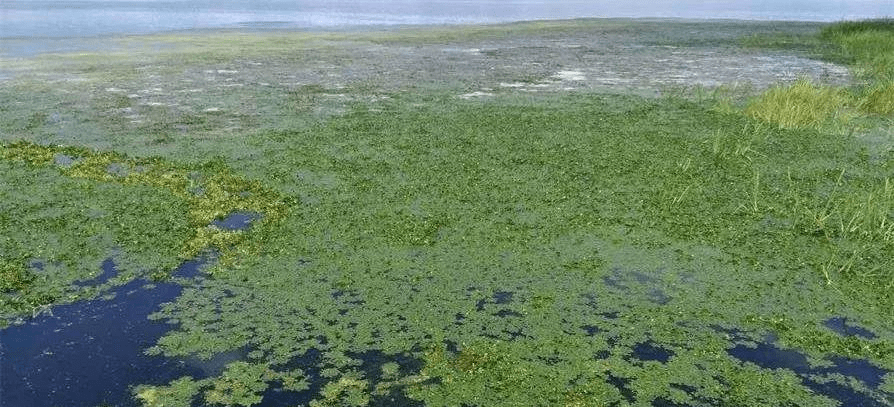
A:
[1, 0, 892, 40]
[212, 211, 262, 231]
[0, 258, 208, 407]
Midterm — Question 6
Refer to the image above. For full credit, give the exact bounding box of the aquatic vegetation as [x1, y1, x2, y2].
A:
[0, 141, 290, 319]
[134, 363, 309, 407]
[135, 377, 208, 407]
[0, 261, 33, 293]
[2, 141, 290, 259]
[2, 18, 894, 407]
[203, 362, 277, 406]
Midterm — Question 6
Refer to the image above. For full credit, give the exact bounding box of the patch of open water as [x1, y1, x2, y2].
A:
[0, 209, 432, 406]
[212, 211, 262, 231]
[726, 333, 893, 406]
[0, 211, 266, 406]
[0, 257, 208, 407]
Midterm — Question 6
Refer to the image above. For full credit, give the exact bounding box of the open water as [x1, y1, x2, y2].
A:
[2, 0, 893, 40]
[2, 0, 892, 57]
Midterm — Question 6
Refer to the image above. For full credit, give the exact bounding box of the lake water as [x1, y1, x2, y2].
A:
[1, 0, 893, 40]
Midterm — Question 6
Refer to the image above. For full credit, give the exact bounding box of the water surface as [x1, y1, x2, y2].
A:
[2, 0, 892, 40]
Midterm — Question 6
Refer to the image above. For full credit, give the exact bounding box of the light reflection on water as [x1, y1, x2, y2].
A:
[2, 0, 892, 40]
[2, 0, 891, 57]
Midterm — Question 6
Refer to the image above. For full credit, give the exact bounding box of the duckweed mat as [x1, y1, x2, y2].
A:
[1, 18, 893, 407]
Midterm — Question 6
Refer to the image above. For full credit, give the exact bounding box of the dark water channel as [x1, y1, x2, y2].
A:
[0, 212, 263, 406]
[212, 211, 262, 231]
[723, 328, 893, 407]
[0, 258, 207, 407]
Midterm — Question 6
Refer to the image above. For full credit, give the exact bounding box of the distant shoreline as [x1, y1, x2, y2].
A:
[0, 16, 836, 59]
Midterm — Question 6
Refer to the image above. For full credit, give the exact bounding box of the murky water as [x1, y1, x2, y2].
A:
[3, 1, 891, 58]
[721, 328, 892, 407]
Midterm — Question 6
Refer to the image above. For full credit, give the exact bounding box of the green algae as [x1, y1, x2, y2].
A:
[133, 362, 309, 407]
[2, 19, 894, 407]
[143, 94, 892, 406]
[0, 141, 290, 319]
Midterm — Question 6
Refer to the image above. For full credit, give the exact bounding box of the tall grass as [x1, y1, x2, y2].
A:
[821, 19, 894, 116]
[745, 18, 894, 128]
[857, 79, 894, 115]
[745, 77, 853, 129]
[820, 18, 894, 80]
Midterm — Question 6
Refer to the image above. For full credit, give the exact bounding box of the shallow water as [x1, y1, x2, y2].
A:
[3, 1, 892, 57]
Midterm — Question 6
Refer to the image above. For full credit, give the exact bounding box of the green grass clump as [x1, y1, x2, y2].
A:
[745, 78, 853, 129]
[821, 20, 894, 81]
[741, 19, 894, 128]
[820, 19, 894, 116]
[858, 79, 894, 115]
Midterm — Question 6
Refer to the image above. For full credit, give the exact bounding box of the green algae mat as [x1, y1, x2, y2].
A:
[2, 19, 894, 407]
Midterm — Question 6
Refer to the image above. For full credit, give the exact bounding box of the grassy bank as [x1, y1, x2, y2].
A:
[743, 18, 894, 130]
[1, 18, 893, 407]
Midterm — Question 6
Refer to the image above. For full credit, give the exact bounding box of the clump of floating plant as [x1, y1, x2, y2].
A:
[0, 261, 33, 293]
[134, 362, 308, 407]
[134, 377, 207, 407]
[1, 140, 291, 277]
[410, 340, 622, 405]
[312, 374, 370, 407]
